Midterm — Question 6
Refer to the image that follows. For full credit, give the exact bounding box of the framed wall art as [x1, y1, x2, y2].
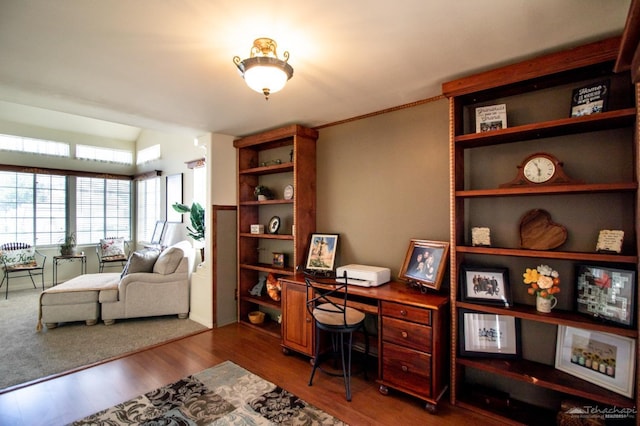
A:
[555, 325, 636, 398]
[459, 309, 521, 358]
[460, 266, 512, 307]
[575, 264, 636, 327]
[398, 239, 449, 291]
[305, 234, 339, 273]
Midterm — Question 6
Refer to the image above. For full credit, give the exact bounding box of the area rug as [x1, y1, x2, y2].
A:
[0, 288, 207, 391]
[71, 360, 347, 425]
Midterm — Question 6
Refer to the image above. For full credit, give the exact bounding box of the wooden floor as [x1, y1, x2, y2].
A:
[0, 323, 503, 426]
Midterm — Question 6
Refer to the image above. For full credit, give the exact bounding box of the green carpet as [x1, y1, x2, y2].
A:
[0, 287, 208, 391]
[71, 360, 346, 425]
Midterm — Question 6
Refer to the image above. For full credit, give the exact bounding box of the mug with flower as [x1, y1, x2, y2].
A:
[523, 264, 560, 298]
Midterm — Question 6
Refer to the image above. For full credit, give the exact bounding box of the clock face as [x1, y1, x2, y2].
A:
[523, 156, 556, 183]
[283, 184, 294, 200]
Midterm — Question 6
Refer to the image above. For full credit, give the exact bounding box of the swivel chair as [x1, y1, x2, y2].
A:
[305, 272, 369, 401]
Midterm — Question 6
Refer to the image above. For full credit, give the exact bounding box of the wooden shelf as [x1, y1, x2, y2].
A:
[455, 245, 637, 264]
[239, 233, 294, 240]
[456, 182, 637, 197]
[454, 108, 636, 148]
[240, 294, 281, 309]
[239, 262, 295, 275]
[239, 162, 293, 176]
[456, 301, 639, 338]
[239, 199, 294, 206]
[457, 357, 635, 408]
[239, 318, 281, 338]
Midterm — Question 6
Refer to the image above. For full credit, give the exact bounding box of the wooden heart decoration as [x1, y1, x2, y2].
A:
[519, 209, 567, 250]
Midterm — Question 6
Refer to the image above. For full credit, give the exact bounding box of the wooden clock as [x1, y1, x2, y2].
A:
[499, 152, 583, 187]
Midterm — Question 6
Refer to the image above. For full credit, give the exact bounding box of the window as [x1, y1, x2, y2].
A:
[136, 176, 160, 243]
[76, 177, 131, 244]
[0, 171, 66, 245]
[136, 144, 161, 165]
[76, 144, 133, 165]
[0, 133, 70, 157]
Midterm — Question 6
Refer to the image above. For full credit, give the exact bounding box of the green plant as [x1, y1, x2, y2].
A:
[254, 185, 273, 199]
[172, 202, 205, 242]
[59, 232, 77, 255]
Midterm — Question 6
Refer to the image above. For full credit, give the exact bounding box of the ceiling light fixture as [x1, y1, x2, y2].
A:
[233, 38, 293, 100]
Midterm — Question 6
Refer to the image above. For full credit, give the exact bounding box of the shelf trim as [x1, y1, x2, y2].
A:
[239, 262, 295, 274]
[239, 233, 294, 240]
[456, 182, 637, 197]
[454, 245, 637, 264]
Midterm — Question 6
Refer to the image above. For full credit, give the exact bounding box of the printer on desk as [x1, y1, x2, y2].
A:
[335, 264, 391, 287]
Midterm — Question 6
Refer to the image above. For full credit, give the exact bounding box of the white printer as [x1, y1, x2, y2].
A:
[335, 264, 391, 287]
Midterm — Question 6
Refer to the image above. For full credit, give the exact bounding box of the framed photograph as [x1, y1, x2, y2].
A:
[459, 309, 521, 358]
[398, 239, 449, 291]
[575, 264, 636, 327]
[150, 220, 166, 245]
[305, 234, 339, 272]
[166, 174, 183, 222]
[555, 325, 636, 398]
[272, 252, 286, 268]
[268, 216, 281, 234]
[460, 266, 512, 307]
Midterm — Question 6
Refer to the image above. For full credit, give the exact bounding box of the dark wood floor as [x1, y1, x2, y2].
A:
[0, 323, 503, 426]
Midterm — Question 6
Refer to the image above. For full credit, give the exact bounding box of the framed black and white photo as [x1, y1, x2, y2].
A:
[460, 266, 512, 307]
[459, 309, 520, 358]
[398, 239, 449, 291]
[555, 325, 636, 398]
[267, 216, 281, 234]
[305, 234, 339, 273]
[575, 264, 636, 327]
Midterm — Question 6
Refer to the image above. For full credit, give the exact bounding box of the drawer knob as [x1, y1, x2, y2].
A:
[401, 331, 408, 338]
[400, 310, 407, 316]
[401, 365, 408, 372]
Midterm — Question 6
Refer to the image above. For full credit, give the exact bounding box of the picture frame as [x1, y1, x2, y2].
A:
[575, 264, 636, 327]
[165, 174, 183, 223]
[150, 220, 166, 245]
[460, 265, 512, 307]
[272, 252, 286, 268]
[305, 234, 339, 273]
[459, 309, 521, 358]
[268, 216, 281, 234]
[555, 325, 636, 398]
[398, 239, 449, 291]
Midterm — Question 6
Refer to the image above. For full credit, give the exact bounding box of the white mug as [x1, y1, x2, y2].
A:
[536, 296, 557, 313]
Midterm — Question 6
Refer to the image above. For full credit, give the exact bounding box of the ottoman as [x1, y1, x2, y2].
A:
[37, 273, 120, 330]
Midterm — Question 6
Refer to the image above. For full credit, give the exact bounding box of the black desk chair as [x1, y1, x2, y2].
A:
[305, 273, 369, 401]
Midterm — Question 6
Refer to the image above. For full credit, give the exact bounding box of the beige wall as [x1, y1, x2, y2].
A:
[316, 98, 450, 279]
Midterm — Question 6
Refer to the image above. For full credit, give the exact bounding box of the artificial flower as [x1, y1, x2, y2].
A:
[523, 264, 560, 300]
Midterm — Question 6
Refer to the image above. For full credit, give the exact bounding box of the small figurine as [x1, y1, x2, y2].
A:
[249, 276, 266, 296]
[266, 273, 281, 301]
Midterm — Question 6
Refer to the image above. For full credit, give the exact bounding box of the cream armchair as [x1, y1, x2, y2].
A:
[99, 240, 195, 325]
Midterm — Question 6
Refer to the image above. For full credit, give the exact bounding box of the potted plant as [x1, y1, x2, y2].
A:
[60, 232, 77, 256]
[172, 202, 205, 260]
[254, 185, 273, 201]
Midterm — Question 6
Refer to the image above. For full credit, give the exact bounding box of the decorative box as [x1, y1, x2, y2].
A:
[250, 224, 264, 234]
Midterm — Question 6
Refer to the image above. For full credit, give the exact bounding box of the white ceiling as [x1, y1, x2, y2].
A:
[0, 0, 632, 140]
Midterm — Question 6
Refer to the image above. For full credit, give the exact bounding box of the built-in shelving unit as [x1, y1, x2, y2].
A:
[443, 36, 638, 424]
[234, 125, 318, 337]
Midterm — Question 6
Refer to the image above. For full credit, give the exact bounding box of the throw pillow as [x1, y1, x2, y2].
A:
[100, 238, 125, 258]
[153, 247, 184, 275]
[1, 247, 36, 268]
[120, 249, 160, 278]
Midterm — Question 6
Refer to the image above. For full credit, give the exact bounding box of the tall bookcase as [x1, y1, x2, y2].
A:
[443, 36, 639, 424]
[234, 125, 318, 336]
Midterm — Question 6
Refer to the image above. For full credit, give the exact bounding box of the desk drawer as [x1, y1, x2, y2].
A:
[381, 301, 431, 325]
[382, 316, 432, 353]
[381, 341, 432, 398]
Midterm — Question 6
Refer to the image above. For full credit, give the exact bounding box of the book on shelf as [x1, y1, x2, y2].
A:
[570, 80, 609, 117]
[475, 104, 507, 133]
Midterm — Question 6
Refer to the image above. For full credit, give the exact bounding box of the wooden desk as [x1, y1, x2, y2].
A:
[279, 274, 449, 412]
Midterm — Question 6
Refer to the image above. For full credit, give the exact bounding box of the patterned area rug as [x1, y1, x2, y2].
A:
[71, 360, 347, 425]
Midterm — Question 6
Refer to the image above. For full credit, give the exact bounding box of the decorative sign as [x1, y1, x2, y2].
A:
[471, 227, 491, 247]
[596, 230, 624, 254]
